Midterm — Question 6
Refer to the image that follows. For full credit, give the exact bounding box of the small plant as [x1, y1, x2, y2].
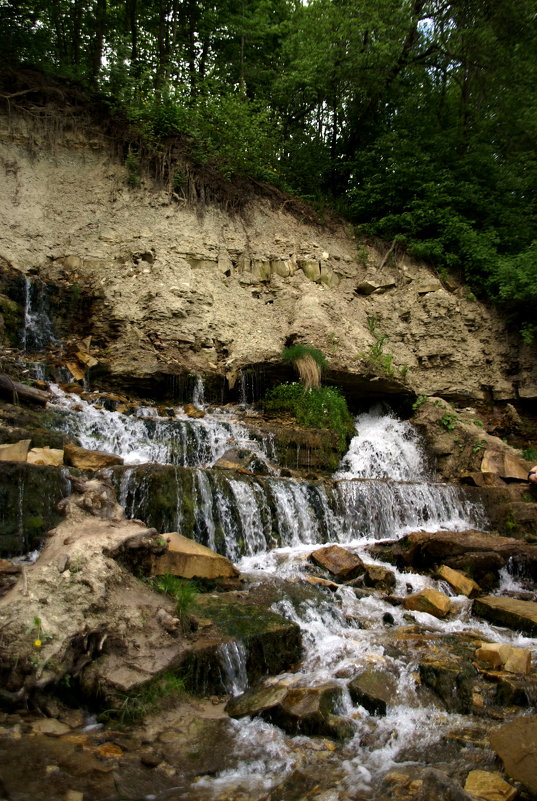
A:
[359, 316, 396, 377]
[145, 574, 198, 624]
[282, 344, 328, 390]
[412, 395, 429, 411]
[103, 670, 187, 724]
[438, 412, 459, 432]
[522, 446, 537, 462]
[472, 440, 486, 453]
[264, 382, 354, 449]
[125, 151, 141, 187]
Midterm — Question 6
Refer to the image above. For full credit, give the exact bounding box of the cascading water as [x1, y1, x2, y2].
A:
[38, 386, 535, 799]
[20, 276, 58, 354]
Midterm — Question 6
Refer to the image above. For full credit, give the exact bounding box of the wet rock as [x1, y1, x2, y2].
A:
[63, 442, 124, 470]
[213, 447, 270, 475]
[310, 544, 364, 581]
[370, 529, 537, 588]
[437, 565, 480, 597]
[362, 564, 396, 591]
[63, 476, 125, 521]
[31, 718, 71, 736]
[183, 402, 205, 419]
[150, 532, 239, 580]
[463, 770, 517, 801]
[419, 659, 477, 714]
[404, 588, 452, 619]
[472, 596, 537, 635]
[491, 672, 537, 707]
[381, 767, 476, 801]
[489, 714, 537, 796]
[348, 667, 399, 715]
[227, 681, 353, 740]
[0, 462, 68, 555]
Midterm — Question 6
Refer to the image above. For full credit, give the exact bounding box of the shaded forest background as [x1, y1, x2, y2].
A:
[1, 0, 536, 337]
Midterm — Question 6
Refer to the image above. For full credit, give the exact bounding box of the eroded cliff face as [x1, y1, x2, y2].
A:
[1, 106, 536, 404]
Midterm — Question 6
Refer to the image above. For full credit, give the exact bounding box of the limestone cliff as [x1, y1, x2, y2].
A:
[1, 104, 536, 404]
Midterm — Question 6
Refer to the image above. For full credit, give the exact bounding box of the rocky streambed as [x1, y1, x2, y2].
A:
[0, 378, 536, 801]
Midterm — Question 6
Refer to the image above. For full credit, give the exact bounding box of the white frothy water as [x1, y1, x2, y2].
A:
[336, 406, 430, 481]
[48, 385, 273, 467]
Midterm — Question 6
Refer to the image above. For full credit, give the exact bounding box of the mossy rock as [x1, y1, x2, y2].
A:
[0, 463, 69, 555]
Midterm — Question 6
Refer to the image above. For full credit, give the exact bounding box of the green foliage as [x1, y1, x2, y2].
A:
[412, 395, 429, 412]
[265, 382, 354, 448]
[522, 446, 537, 462]
[145, 574, 198, 622]
[438, 413, 459, 432]
[104, 670, 187, 724]
[359, 316, 399, 377]
[281, 345, 328, 370]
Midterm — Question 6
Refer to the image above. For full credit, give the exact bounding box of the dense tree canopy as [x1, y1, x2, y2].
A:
[1, 0, 536, 336]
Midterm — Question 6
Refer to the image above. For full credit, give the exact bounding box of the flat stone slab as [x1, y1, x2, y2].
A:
[150, 532, 239, 580]
[473, 596, 537, 635]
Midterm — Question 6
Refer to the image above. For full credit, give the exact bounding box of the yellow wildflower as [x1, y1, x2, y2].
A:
[33, 639, 42, 648]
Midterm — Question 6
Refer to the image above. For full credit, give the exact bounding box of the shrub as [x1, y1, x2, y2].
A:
[265, 382, 354, 448]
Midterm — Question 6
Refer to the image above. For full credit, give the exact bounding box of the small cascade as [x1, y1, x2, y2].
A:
[21, 276, 58, 353]
[217, 641, 249, 696]
[48, 386, 273, 468]
[336, 406, 430, 481]
[192, 373, 205, 408]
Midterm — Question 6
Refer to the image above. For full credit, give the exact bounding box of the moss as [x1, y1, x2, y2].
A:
[0, 463, 68, 556]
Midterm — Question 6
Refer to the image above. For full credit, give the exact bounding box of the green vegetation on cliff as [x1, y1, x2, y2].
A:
[1, 0, 536, 333]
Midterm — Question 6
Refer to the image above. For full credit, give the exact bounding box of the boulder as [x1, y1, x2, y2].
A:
[362, 564, 396, 592]
[27, 446, 64, 467]
[227, 681, 353, 740]
[481, 450, 529, 481]
[310, 544, 364, 581]
[348, 667, 399, 716]
[150, 532, 239, 580]
[489, 715, 537, 796]
[63, 443, 123, 470]
[463, 770, 517, 801]
[475, 643, 531, 674]
[437, 565, 480, 597]
[473, 596, 537, 636]
[0, 439, 30, 462]
[404, 588, 452, 619]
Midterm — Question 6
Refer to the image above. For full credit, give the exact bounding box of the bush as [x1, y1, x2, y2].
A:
[265, 383, 354, 448]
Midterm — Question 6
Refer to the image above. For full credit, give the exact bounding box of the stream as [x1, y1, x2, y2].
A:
[45, 383, 536, 801]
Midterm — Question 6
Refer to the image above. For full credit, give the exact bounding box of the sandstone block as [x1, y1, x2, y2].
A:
[150, 532, 239, 580]
[0, 439, 30, 462]
[437, 564, 480, 597]
[403, 588, 452, 619]
[464, 770, 517, 801]
[27, 447, 64, 467]
[298, 260, 321, 282]
[63, 443, 124, 470]
[475, 643, 510, 670]
[503, 646, 531, 674]
[473, 596, 537, 636]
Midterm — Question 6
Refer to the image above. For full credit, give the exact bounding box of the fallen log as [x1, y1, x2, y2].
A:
[0, 374, 51, 406]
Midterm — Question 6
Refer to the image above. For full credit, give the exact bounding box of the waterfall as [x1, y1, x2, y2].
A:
[336, 406, 431, 481]
[21, 276, 57, 353]
[48, 385, 273, 468]
[217, 641, 249, 696]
